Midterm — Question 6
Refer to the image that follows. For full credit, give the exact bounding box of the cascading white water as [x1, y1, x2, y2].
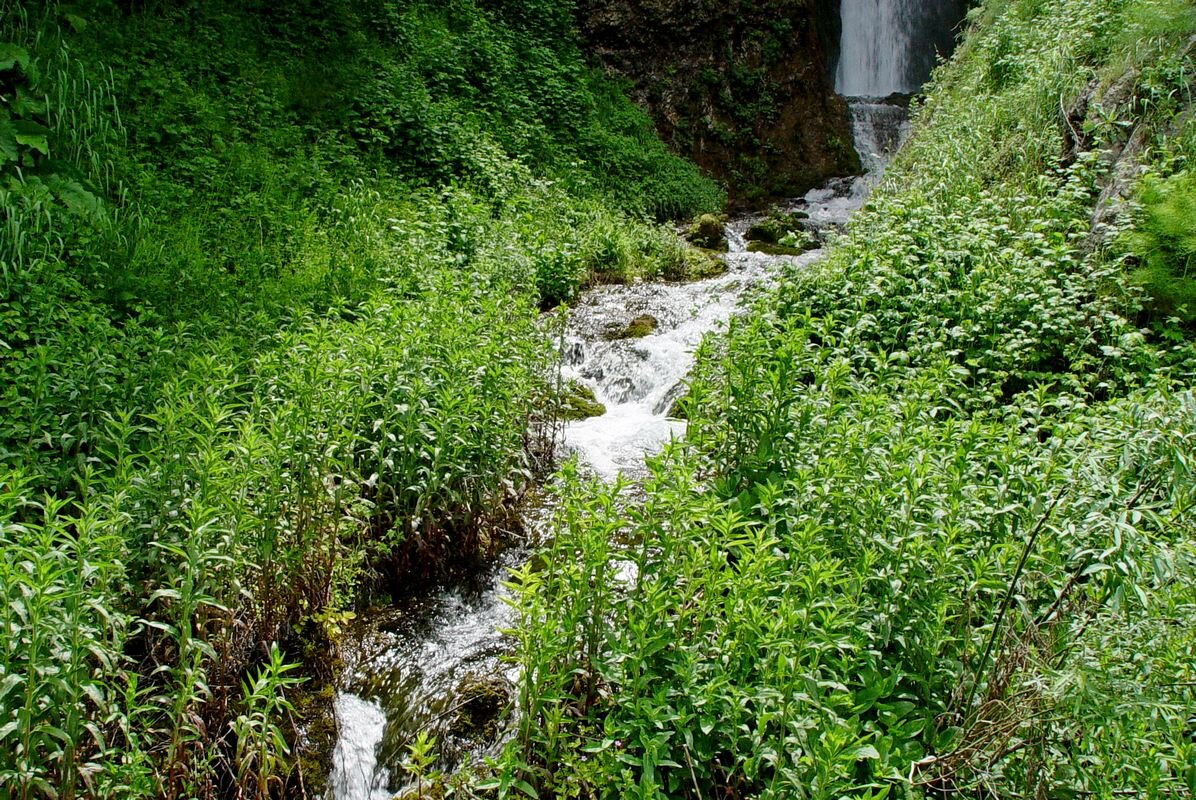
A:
[324, 187, 857, 799]
[848, 101, 910, 175]
[836, 0, 916, 96]
[329, 695, 390, 800]
[835, 0, 965, 98]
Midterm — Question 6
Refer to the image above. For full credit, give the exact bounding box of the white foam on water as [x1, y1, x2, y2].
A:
[329, 693, 391, 800]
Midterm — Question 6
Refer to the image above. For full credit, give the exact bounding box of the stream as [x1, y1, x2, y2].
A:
[325, 96, 909, 799]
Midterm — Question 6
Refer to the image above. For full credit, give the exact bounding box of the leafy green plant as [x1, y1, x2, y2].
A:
[232, 644, 304, 800]
[404, 730, 440, 797]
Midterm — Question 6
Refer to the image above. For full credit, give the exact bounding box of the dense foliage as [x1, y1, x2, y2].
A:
[498, 0, 1196, 798]
[0, 0, 723, 796]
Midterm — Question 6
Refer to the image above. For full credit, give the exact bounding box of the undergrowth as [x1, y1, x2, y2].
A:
[0, 0, 723, 797]
[496, 0, 1196, 798]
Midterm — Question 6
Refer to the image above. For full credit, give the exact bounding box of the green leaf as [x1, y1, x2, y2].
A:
[47, 175, 106, 221]
[513, 779, 539, 799]
[0, 43, 30, 73]
[849, 744, 881, 760]
[935, 726, 964, 752]
[12, 89, 47, 118]
[0, 120, 18, 164]
[0, 673, 24, 703]
[12, 120, 50, 156]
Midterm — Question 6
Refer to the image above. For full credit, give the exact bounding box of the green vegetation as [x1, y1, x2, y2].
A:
[5, 0, 1196, 796]
[1129, 169, 1196, 323]
[496, 0, 1196, 798]
[0, 0, 722, 797]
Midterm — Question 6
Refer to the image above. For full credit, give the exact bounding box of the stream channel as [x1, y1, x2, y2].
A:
[325, 97, 909, 800]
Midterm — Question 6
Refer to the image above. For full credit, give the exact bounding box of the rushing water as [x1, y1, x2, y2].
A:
[327, 152, 898, 799]
[328, 549, 528, 799]
[327, 86, 914, 800]
[836, 0, 969, 97]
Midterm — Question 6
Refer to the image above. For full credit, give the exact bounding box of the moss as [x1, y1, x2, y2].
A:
[686, 213, 729, 250]
[605, 314, 659, 340]
[287, 680, 337, 797]
[745, 218, 787, 244]
[558, 381, 606, 420]
[662, 246, 727, 281]
[747, 241, 805, 256]
[447, 674, 511, 744]
[745, 210, 812, 245]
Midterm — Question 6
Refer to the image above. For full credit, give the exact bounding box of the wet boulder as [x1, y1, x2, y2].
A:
[686, 214, 729, 251]
[604, 313, 659, 340]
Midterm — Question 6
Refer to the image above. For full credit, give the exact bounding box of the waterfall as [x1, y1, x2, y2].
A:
[835, 0, 966, 98]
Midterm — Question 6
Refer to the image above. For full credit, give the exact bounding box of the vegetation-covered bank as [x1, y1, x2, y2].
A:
[498, 1, 1196, 797]
[0, 0, 723, 796]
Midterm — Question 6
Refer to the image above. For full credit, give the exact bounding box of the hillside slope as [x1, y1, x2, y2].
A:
[500, 1, 1196, 798]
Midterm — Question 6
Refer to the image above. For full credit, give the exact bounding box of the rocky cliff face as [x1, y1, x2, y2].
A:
[578, 0, 859, 207]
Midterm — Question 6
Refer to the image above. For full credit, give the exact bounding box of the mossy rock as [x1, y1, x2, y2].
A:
[685, 249, 728, 279]
[663, 247, 727, 281]
[745, 211, 813, 245]
[287, 681, 337, 797]
[604, 314, 659, 340]
[686, 213, 729, 251]
[747, 241, 805, 257]
[447, 674, 510, 744]
[745, 218, 787, 244]
[558, 381, 606, 420]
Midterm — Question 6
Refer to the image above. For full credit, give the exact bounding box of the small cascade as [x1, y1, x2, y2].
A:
[848, 100, 911, 175]
[327, 551, 526, 800]
[559, 258, 783, 479]
[324, 190, 852, 796]
[329, 695, 390, 800]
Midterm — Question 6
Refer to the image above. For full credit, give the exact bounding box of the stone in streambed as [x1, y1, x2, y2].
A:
[446, 674, 510, 745]
[662, 246, 727, 281]
[558, 380, 606, 421]
[686, 214, 729, 251]
[747, 241, 804, 256]
[604, 314, 659, 340]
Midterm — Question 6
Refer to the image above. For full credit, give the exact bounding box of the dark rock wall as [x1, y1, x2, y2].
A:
[906, 0, 971, 90]
[578, 0, 859, 207]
